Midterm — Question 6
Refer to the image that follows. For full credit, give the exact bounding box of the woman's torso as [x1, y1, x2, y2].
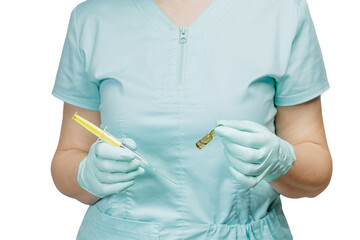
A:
[75, 0, 298, 239]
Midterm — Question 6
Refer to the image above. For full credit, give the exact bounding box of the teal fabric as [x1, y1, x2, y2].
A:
[52, 0, 329, 239]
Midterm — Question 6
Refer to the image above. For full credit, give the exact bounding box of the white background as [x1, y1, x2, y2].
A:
[0, 0, 359, 239]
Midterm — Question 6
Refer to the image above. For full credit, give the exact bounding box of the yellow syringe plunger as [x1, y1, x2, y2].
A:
[71, 112, 123, 147]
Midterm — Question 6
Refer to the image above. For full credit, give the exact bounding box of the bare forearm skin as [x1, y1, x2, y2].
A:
[269, 142, 332, 198]
[51, 149, 100, 205]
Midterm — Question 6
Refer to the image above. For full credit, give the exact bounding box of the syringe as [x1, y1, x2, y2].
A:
[71, 112, 177, 185]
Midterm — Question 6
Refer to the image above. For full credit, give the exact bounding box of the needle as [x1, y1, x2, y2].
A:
[72, 112, 177, 185]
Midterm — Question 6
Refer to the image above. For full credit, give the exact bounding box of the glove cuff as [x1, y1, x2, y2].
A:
[265, 138, 296, 182]
[77, 143, 106, 198]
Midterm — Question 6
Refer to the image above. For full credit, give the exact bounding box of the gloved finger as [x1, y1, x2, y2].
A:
[95, 158, 141, 173]
[221, 138, 264, 163]
[96, 181, 135, 198]
[95, 141, 136, 161]
[119, 137, 137, 151]
[224, 147, 275, 177]
[214, 126, 267, 149]
[229, 166, 261, 188]
[216, 120, 270, 134]
[94, 167, 145, 183]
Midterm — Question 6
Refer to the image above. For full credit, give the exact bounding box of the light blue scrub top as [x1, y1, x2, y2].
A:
[52, 0, 329, 239]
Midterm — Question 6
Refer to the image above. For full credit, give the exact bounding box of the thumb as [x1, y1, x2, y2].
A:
[119, 137, 137, 151]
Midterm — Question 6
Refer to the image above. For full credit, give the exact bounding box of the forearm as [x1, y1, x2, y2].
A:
[269, 142, 332, 198]
[51, 149, 100, 205]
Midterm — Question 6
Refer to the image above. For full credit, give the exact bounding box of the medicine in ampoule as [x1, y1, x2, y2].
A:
[196, 129, 217, 149]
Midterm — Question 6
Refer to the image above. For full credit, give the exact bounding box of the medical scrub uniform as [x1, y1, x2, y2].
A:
[52, 0, 329, 239]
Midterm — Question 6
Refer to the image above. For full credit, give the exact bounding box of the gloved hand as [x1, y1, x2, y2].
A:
[214, 120, 296, 188]
[77, 138, 145, 198]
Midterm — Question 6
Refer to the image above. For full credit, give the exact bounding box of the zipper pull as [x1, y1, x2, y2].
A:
[178, 26, 188, 85]
[179, 26, 188, 44]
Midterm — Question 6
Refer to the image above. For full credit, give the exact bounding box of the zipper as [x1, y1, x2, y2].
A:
[178, 26, 188, 85]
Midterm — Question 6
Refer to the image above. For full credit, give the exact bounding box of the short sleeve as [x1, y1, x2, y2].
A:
[51, 6, 100, 111]
[274, 0, 330, 106]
